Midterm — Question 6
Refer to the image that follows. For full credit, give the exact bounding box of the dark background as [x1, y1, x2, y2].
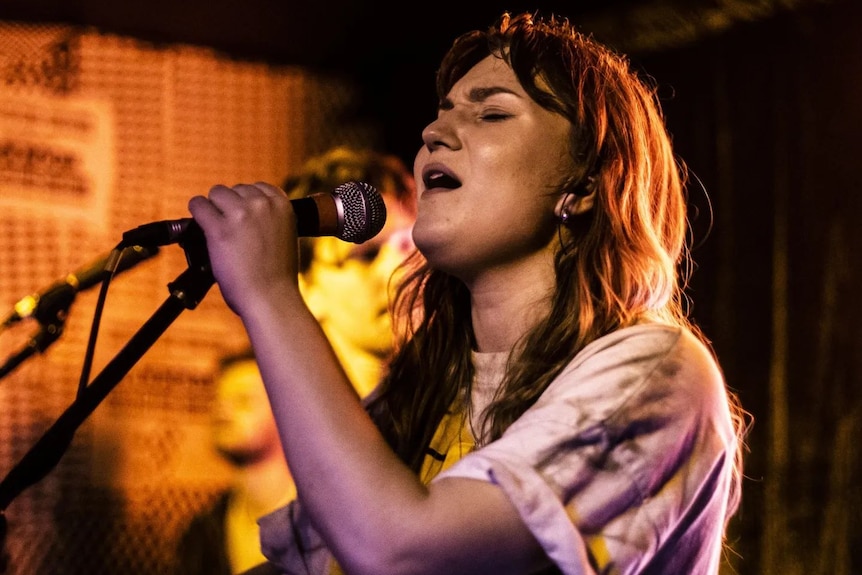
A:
[0, 0, 723, 166]
[3, 0, 861, 573]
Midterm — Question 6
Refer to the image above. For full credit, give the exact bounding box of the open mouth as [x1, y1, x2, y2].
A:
[422, 168, 461, 191]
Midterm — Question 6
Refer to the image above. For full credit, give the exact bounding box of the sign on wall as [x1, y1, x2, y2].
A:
[0, 92, 113, 228]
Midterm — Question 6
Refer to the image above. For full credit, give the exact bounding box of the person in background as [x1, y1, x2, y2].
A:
[175, 348, 290, 575]
[189, 11, 748, 574]
[284, 146, 417, 398]
[176, 147, 416, 574]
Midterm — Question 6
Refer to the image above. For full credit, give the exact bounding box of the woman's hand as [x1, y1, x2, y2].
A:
[188, 182, 301, 317]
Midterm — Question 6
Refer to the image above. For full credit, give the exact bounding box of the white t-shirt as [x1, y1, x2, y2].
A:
[258, 324, 739, 574]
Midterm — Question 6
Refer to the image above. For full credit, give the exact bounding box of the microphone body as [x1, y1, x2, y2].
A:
[2, 245, 159, 328]
[120, 181, 386, 248]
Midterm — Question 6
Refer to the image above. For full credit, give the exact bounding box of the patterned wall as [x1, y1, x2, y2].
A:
[0, 21, 373, 574]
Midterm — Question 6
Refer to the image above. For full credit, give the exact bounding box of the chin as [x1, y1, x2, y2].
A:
[412, 223, 443, 260]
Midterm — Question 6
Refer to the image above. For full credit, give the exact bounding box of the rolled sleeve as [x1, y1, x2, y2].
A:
[434, 325, 737, 575]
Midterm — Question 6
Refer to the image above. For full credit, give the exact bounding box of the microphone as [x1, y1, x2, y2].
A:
[1, 245, 159, 328]
[120, 181, 387, 248]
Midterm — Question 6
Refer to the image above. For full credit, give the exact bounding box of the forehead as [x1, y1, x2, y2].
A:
[447, 55, 525, 99]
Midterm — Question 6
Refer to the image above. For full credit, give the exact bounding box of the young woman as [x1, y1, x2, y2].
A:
[188, 11, 747, 575]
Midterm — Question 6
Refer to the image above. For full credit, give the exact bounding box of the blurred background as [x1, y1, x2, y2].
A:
[0, 0, 859, 573]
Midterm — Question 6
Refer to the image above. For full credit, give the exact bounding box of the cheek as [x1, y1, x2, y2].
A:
[473, 136, 562, 205]
[413, 146, 428, 186]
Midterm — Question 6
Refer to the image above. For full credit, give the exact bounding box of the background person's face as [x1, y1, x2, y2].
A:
[211, 359, 281, 466]
[301, 196, 415, 359]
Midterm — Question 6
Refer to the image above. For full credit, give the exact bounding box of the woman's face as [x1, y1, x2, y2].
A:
[413, 54, 574, 281]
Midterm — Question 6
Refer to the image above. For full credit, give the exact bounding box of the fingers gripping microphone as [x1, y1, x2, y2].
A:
[120, 181, 387, 248]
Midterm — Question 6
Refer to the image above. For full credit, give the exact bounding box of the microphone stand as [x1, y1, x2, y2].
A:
[0, 226, 214, 516]
[0, 280, 75, 381]
[0, 327, 64, 381]
[0, 246, 160, 382]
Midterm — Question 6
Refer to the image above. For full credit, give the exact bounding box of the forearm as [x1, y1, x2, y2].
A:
[238, 281, 429, 566]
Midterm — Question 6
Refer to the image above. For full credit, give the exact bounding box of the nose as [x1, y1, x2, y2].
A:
[421, 112, 459, 152]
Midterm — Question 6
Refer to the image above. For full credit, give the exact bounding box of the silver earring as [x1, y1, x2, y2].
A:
[560, 210, 570, 225]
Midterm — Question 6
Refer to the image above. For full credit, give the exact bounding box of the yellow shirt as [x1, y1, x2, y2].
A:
[328, 352, 504, 574]
[326, 407, 475, 575]
[419, 406, 476, 485]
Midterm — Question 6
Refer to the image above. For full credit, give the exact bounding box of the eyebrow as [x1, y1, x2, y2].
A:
[439, 85, 520, 110]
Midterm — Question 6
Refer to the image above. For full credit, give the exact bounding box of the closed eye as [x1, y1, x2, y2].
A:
[349, 247, 381, 263]
[480, 112, 511, 121]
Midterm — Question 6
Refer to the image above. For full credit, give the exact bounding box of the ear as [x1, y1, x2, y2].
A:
[555, 184, 596, 221]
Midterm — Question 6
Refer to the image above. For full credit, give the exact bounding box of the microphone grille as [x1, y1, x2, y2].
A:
[334, 181, 387, 243]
